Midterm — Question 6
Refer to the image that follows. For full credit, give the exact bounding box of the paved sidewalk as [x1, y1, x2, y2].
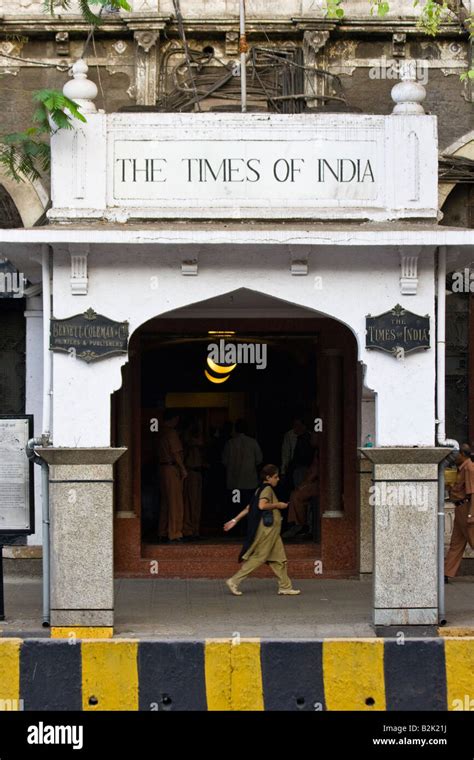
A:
[1, 577, 473, 639]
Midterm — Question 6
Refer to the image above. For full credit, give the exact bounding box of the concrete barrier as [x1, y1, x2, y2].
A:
[0, 637, 473, 711]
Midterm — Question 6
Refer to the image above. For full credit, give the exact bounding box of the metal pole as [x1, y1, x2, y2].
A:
[41, 461, 51, 627]
[42, 244, 51, 438]
[41, 460, 50, 626]
[26, 438, 50, 626]
[41, 243, 52, 626]
[240, 0, 248, 112]
[0, 544, 4, 620]
[438, 461, 446, 624]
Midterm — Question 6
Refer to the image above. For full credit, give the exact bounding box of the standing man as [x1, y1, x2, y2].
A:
[158, 409, 187, 544]
[281, 419, 298, 479]
[286, 418, 313, 490]
[445, 443, 474, 581]
[222, 419, 263, 525]
[183, 417, 205, 541]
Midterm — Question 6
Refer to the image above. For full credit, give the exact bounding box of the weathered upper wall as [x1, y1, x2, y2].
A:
[0, 37, 471, 149]
[0, 0, 451, 19]
[0, 2, 472, 203]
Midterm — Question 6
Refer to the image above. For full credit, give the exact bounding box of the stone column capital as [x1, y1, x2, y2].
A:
[36, 447, 127, 465]
[359, 447, 452, 466]
[303, 30, 331, 55]
[134, 30, 160, 53]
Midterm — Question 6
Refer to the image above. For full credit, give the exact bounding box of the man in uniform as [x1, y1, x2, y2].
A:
[183, 417, 205, 540]
[445, 443, 474, 581]
[158, 410, 187, 543]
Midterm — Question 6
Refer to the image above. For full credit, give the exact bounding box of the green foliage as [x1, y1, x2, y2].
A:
[325, 0, 344, 19]
[414, 0, 451, 36]
[32, 89, 87, 130]
[325, 0, 462, 31]
[44, 0, 131, 25]
[2, 0, 136, 183]
[0, 89, 84, 182]
[0, 132, 50, 182]
[370, 1, 390, 16]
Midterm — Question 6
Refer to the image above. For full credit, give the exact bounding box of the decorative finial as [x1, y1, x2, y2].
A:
[63, 59, 98, 114]
[391, 60, 426, 115]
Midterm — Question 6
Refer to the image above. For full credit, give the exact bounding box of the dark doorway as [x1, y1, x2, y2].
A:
[139, 332, 319, 542]
[112, 297, 359, 579]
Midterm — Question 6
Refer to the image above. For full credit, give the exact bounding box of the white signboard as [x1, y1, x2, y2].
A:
[50, 112, 439, 222]
[0, 417, 33, 533]
[112, 139, 378, 204]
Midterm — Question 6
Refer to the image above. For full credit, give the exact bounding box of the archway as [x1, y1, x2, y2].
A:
[439, 130, 474, 212]
[0, 170, 48, 228]
[112, 288, 360, 579]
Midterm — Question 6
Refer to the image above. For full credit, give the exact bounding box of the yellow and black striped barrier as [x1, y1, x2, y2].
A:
[0, 637, 473, 711]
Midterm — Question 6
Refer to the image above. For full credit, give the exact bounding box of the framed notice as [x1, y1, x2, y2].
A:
[0, 416, 34, 535]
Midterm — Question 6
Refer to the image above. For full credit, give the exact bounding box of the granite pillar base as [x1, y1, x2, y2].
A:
[37, 447, 126, 631]
[360, 447, 451, 626]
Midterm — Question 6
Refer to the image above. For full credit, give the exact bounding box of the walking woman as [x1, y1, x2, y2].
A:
[223, 464, 301, 596]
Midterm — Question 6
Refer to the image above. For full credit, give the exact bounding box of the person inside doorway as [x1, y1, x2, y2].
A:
[157, 409, 187, 544]
[281, 418, 298, 479]
[283, 441, 319, 539]
[223, 464, 300, 596]
[285, 418, 313, 491]
[183, 416, 205, 541]
[207, 420, 233, 523]
[222, 419, 263, 530]
[445, 443, 474, 582]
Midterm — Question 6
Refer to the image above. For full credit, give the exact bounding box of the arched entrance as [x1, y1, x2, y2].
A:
[112, 289, 360, 579]
[439, 130, 474, 213]
[0, 171, 48, 228]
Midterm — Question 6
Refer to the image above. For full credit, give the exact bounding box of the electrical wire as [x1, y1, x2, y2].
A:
[0, 52, 70, 71]
[0, 5, 107, 78]
[91, 33, 105, 106]
[157, 41, 347, 114]
[172, 0, 201, 111]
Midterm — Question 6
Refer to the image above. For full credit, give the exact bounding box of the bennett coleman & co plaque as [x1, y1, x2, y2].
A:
[0, 416, 34, 534]
[50, 308, 129, 363]
[365, 304, 430, 356]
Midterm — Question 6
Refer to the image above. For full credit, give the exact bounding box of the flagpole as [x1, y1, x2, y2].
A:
[239, 0, 248, 112]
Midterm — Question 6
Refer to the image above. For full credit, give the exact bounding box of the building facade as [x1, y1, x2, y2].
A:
[0, 0, 473, 634]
